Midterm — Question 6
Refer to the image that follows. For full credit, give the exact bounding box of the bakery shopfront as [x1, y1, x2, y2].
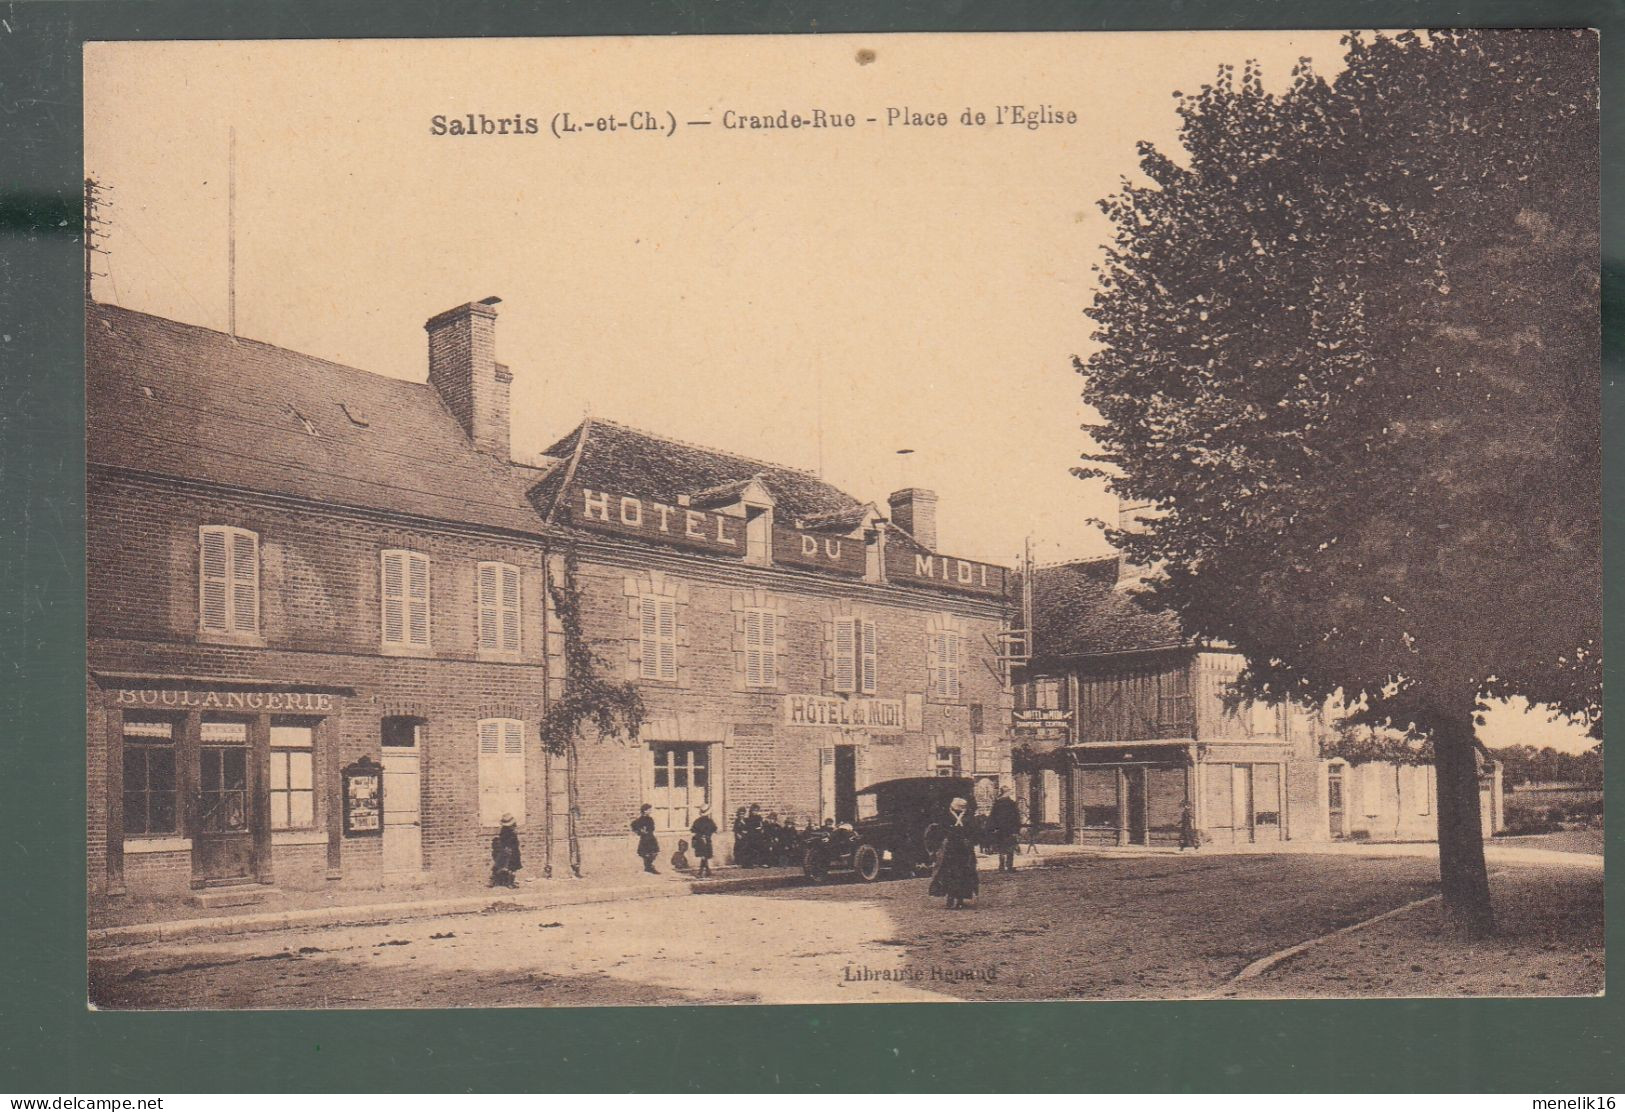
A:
[95, 674, 354, 896]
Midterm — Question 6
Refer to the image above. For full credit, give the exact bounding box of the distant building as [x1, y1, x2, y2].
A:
[1011, 553, 1501, 847]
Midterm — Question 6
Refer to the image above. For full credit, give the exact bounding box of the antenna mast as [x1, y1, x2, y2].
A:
[228, 127, 237, 338]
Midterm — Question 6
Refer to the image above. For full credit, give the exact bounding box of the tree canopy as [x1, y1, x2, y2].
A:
[1079, 30, 1600, 738]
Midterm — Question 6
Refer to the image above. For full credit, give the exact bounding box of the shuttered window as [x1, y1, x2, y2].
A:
[381, 550, 431, 650]
[835, 617, 877, 695]
[639, 595, 677, 681]
[477, 718, 526, 826]
[934, 630, 962, 699]
[743, 608, 777, 688]
[477, 562, 522, 654]
[198, 526, 259, 635]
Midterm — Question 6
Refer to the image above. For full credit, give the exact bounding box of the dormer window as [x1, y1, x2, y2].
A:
[744, 506, 772, 565]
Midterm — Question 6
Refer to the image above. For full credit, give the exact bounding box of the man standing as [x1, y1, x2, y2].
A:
[987, 786, 1022, 873]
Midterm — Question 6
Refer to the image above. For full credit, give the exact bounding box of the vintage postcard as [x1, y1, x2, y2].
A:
[83, 30, 1601, 1008]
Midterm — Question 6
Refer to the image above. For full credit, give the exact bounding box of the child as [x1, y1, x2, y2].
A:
[631, 803, 660, 873]
[690, 804, 718, 878]
[670, 838, 692, 872]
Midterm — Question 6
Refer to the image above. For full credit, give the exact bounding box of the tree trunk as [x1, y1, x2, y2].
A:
[1431, 711, 1495, 936]
[565, 734, 583, 878]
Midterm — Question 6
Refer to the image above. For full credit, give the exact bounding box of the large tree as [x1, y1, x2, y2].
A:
[1079, 30, 1599, 934]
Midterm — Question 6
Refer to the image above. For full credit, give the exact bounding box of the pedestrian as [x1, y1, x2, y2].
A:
[690, 804, 718, 878]
[489, 812, 522, 888]
[631, 803, 660, 873]
[762, 811, 783, 866]
[928, 797, 980, 910]
[987, 785, 1022, 873]
[744, 803, 768, 867]
[671, 838, 692, 872]
[1178, 798, 1201, 851]
[779, 812, 802, 866]
[731, 806, 754, 867]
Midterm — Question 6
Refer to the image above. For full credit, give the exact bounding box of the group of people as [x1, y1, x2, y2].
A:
[730, 804, 827, 869]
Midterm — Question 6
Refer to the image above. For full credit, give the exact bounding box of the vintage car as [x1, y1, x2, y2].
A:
[801, 776, 980, 882]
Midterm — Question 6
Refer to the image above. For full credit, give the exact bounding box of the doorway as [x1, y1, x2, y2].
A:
[1123, 767, 1149, 845]
[381, 718, 424, 873]
[195, 719, 253, 883]
[1327, 765, 1347, 839]
[834, 745, 858, 825]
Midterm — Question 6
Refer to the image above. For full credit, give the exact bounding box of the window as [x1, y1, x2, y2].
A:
[121, 717, 178, 836]
[1034, 677, 1064, 710]
[477, 562, 522, 654]
[744, 507, 771, 565]
[268, 719, 316, 830]
[477, 718, 525, 826]
[1247, 701, 1278, 737]
[381, 550, 431, 650]
[743, 608, 777, 688]
[934, 746, 962, 777]
[199, 526, 259, 636]
[638, 594, 677, 681]
[933, 629, 962, 699]
[833, 617, 877, 695]
[650, 743, 709, 830]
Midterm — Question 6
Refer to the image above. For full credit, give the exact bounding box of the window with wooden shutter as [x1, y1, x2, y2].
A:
[744, 608, 776, 688]
[382, 550, 431, 650]
[198, 526, 258, 635]
[478, 561, 522, 654]
[833, 617, 857, 694]
[860, 620, 878, 694]
[934, 629, 962, 699]
[477, 718, 525, 826]
[639, 595, 677, 681]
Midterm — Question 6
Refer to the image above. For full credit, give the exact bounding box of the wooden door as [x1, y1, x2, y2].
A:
[195, 721, 253, 883]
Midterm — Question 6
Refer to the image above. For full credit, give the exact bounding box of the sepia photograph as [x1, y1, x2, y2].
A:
[80, 29, 1602, 1010]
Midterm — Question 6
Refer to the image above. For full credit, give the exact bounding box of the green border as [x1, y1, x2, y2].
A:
[2, 0, 1620, 1093]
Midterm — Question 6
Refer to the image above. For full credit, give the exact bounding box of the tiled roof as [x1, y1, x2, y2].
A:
[1028, 557, 1189, 660]
[87, 303, 547, 535]
[533, 418, 866, 524]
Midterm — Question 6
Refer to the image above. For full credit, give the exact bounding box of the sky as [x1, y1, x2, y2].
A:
[83, 32, 1596, 753]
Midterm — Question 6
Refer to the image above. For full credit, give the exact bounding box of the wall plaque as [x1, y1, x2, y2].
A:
[341, 756, 383, 835]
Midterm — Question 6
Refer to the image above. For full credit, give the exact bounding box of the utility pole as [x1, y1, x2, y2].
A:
[227, 127, 237, 338]
[83, 177, 110, 303]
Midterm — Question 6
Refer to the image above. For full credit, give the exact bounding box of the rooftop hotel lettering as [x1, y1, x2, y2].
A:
[772, 526, 867, 576]
[569, 486, 744, 555]
[883, 544, 1007, 598]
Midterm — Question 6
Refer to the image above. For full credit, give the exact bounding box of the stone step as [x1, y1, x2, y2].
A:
[188, 884, 277, 909]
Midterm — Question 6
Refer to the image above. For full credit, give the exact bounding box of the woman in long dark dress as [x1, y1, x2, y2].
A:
[631, 804, 660, 873]
[690, 804, 718, 878]
[928, 797, 980, 909]
[490, 812, 522, 887]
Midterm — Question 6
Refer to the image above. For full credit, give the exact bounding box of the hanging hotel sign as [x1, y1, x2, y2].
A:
[341, 756, 384, 836]
[784, 694, 905, 729]
[114, 688, 336, 712]
[772, 526, 867, 577]
[883, 545, 1008, 598]
[566, 486, 745, 556]
[1014, 708, 1073, 741]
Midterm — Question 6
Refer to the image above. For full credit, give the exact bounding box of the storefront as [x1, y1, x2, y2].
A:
[95, 674, 352, 896]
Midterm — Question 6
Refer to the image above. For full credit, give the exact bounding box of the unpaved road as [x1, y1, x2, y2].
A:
[90, 854, 1601, 1008]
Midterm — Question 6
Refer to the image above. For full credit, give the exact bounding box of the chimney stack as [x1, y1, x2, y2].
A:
[426, 296, 510, 459]
[888, 488, 938, 551]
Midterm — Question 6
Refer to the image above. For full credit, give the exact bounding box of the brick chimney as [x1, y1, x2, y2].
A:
[426, 296, 510, 459]
[888, 488, 938, 551]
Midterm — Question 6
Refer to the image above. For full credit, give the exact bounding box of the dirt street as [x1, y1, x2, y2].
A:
[88, 854, 1602, 1008]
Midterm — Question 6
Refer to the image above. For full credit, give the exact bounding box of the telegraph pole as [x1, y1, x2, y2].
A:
[83, 177, 109, 303]
[228, 127, 237, 338]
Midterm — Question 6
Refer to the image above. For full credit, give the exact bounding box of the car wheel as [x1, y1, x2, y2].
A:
[802, 847, 828, 883]
[853, 844, 882, 882]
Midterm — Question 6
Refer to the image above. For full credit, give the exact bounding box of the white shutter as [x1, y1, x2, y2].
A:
[945, 632, 961, 698]
[760, 610, 777, 687]
[833, 618, 857, 693]
[860, 620, 877, 694]
[744, 610, 764, 688]
[639, 596, 659, 680]
[382, 552, 405, 645]
[200, 527, 230, 632]
[500, 565, 521, 652]
[229, 529, 259, 633]
[477, 563, 499, 650]
[407, 553, 430, 647]
[502, 719, 526, 824]
[656, 597, 676, 680]
[477, 719, 502, 826]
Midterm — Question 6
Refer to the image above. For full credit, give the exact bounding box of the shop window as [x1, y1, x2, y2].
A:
[933, 746, 962, 778]
[199, 525, 259, 636]
[1147, 767, 1187, 834]
[833, 617, 877, 694]
[638, 594, 677, 681]
[476, 562, 522, 654]
[121, 717, 178, 836]
[743, 608, 778, 688]
[477, 718, 525, 826]
[649, 743, 709, 830]
[269, 719, 316, 830]
[381, 549, 432, 650]
[1079, 768, 1119, 828]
